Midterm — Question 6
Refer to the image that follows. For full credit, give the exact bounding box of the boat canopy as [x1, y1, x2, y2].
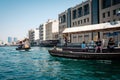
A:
[63, 21, 120, 34]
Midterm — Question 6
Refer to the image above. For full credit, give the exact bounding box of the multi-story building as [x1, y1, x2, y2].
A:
[28, 29, 34, 46]
[13, 37, 17, 42]
[59, 0, 93, 44]
[39, 23, 46, 43]
[59, 0, 120, 47]
[8, 37, 12, 44]
[59, 8, 71, 44]
[34, 28, 39, 46]
[45, 19, 59, 40]
[99, 0, 120, 23]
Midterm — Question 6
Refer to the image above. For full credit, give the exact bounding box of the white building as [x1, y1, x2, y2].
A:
[39, 23, 46, 43]
[34, 28, 39, 45]
[28, 29, 34, 45]
[45, 19, 59, 40]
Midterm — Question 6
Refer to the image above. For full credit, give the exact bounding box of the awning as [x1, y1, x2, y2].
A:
[63, 21, 120, 34]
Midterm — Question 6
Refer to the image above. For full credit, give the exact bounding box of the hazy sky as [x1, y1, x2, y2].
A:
[0, 0, 83, 42]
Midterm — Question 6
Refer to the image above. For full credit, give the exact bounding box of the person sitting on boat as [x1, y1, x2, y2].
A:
[107, 38, 115, 53]
[95, 38, 102, 53]
[81, 41, 87, 52]
[18, 41, 23, 49]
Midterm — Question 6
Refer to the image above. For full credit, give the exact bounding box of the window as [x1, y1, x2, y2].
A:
[103, 13, 105, 18]
[63, 15, 66, 23]
[84, 19, 86, 23]
[59, 17, 62, 23]
[78, 21, 80, 25]
[108, 11, 110, 17]
[87, 18, 89, 22]
[112, 0, 120, 5]
[73, 36, 77, 38]
[81, 20, 82, 24]
[78, 7, 83, 17]
[113, 19, 116, 22]
[75, 21, 77, 26]
[73, 10, 77, 19]
[102, 0, 111, 9]
[113, 9, 116, 15]
[84, 4, 89, 15]
[73, 22, 74, 26]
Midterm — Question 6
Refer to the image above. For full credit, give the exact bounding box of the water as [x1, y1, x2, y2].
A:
[0, 47, 120, 80]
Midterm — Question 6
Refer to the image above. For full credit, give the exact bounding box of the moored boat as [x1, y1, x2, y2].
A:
[48, 49, 120, 60]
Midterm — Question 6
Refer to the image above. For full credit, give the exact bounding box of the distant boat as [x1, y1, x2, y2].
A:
[16, 38, 31, 51]
[40, 40, 59, 47]
[16, 47, 31, 51]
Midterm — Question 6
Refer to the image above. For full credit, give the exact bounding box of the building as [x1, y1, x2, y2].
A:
[34, 28, 39, 46]
[58, 0, 120, 47]
[28, 29, 34, 46]
[8, 37, 12, 44]
[99, 0, 120, 23]
[39, 23, 46, 43]
[13, 37, 17, 42]
[45, 19, 59, 40]
[59, 8, 72, 44]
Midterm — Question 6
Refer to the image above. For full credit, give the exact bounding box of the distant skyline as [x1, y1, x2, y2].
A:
[0, 0, 83, 42]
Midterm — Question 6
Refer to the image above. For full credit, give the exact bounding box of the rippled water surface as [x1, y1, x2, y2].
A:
[0, 47, 120, 80]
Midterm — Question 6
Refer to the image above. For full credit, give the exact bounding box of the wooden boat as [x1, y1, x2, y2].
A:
[48, 49, 120, 60]
[16, 47, 31, 51]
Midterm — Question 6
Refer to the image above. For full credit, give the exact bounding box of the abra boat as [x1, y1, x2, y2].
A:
[48, 49, 120, 60]
[16, 47, 31, 51]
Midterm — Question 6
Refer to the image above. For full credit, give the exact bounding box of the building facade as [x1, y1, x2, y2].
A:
[34, 28, 39, 46]
[58, 0, 120, 47]
[45, 19, 59, 40]
[39, 23, 46, 43]
[99, 0, 120, 23]
[28, 29, 34, 46]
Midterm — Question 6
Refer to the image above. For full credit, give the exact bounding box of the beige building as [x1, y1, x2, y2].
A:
[99, 0, 120, 23]
[59, 11, 68, 43]
[59, 0, 120, 47]
[28, 29, 34, 45]
[71, 0, 92, 27]
[45, 19, 59, 40]
[59, 0, 92, 44]
[39, 23, 46, 43]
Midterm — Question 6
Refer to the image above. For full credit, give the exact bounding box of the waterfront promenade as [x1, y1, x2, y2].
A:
[0, 46, 120, 80]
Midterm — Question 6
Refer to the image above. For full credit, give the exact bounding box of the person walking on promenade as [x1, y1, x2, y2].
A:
[107, 37, 115, 53]
[95, 38, 102, 53]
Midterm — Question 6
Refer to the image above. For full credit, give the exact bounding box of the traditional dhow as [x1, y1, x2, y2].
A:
[48, 48, 120, 60]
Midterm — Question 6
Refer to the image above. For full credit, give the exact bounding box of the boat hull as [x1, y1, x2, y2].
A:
[48, 50, 120, 60]
[16, 48, 31, 51]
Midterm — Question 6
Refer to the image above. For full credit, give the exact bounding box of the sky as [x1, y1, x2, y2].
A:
[0, 0, 83, 42]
